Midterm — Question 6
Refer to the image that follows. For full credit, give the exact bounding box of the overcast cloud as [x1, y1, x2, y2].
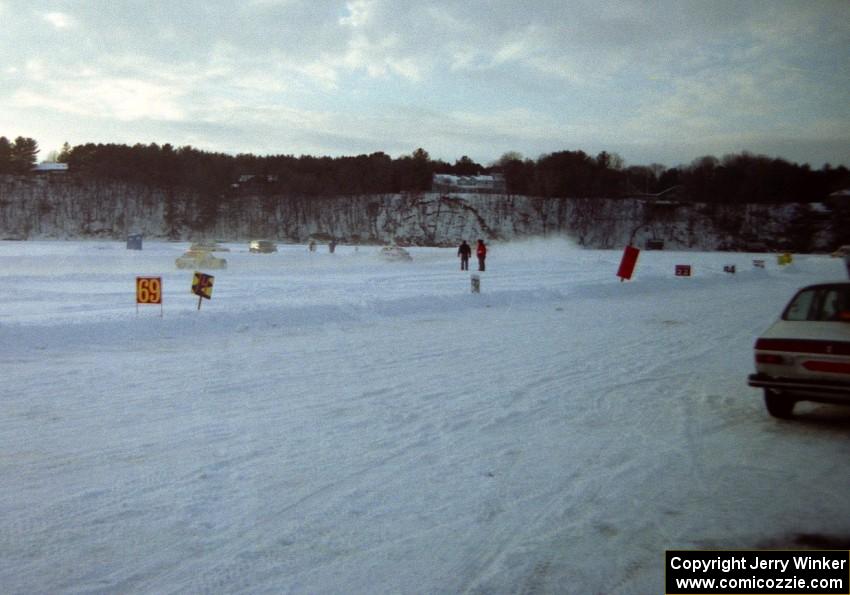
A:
[1, 0, 848, 167]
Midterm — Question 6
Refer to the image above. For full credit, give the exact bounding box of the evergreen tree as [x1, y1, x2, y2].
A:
[0, 136, 12, 174]
[452, 156, 482, 176]
[10, 136, 39, 174]
[497, 152, 534, 195]
[57, 142, 72, 163]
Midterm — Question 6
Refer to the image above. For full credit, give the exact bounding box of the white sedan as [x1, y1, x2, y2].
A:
[748, 282, 850, 418]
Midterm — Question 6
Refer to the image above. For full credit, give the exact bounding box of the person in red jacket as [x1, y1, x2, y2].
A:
[476, 239, 487, 271]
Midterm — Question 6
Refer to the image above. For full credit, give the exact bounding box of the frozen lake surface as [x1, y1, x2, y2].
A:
[1, 239, 849, 594]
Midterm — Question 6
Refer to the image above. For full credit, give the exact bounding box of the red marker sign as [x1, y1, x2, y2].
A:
[617, 245, 640, 281]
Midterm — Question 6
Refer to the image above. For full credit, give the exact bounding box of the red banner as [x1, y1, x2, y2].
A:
[617, 246, 640, 280]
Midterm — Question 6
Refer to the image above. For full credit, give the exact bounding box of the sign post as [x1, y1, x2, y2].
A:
[191, 272, 215, 310]
[675, 265, 692, 277]
[136, 276, 163, 316]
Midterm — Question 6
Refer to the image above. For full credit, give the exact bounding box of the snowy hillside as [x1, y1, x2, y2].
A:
[0, 174, 840, 251]
[1, 239, 849, 594]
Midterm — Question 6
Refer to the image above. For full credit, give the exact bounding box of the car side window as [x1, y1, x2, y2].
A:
[818, 289, 840, 321]
[784, 289, 816, 321]
[784, 286, 850, 321]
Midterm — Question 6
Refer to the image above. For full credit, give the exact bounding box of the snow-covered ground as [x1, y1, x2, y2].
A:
[2, 239, 848, 594]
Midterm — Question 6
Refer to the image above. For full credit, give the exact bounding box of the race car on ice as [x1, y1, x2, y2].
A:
[748, 282, 850, 418]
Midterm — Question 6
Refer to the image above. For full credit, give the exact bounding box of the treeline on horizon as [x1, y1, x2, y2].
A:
[2, 135, 849, 204]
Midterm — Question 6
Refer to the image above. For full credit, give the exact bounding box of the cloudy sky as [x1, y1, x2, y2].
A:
[1, 0, 848, 168]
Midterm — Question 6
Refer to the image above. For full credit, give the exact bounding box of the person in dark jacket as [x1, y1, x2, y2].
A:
[476, 239, 487, 271]
[458, 240, 471, 270]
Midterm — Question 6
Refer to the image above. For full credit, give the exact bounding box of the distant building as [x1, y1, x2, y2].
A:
[236, 174, 279, 184]
[432, 173, 506, 194]
[231, 173, 279, 189]
[829, 188, 850, 203]
[33, 162, 69, 173]
[826, 188, 850, 215]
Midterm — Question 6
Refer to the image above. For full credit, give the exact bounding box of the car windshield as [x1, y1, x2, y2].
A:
[783, 285, 849, 321]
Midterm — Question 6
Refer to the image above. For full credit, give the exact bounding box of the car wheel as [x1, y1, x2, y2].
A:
[764, 390, 795, 419]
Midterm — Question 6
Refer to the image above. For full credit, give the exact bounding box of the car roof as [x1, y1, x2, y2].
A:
[796, 282, 850, 291]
